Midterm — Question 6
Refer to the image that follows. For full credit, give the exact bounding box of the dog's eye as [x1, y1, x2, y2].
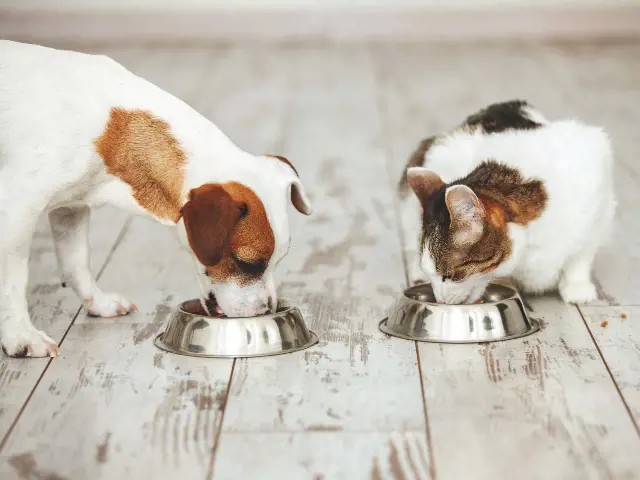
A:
[239, 204, 248, 218]
[232, 254, 267, 275]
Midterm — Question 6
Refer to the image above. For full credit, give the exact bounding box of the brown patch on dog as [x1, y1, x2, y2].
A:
[399, 136, 438, 196]
[95, 107, 186, 222]
[182, 182, 275, 285]
[462, 100, 542, 134]
[413, 161, 546, 282]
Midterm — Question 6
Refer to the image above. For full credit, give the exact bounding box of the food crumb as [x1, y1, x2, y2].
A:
[476, 299, 485, 304]
[621, 313, 627, 319]
[600, 321, 608, 328]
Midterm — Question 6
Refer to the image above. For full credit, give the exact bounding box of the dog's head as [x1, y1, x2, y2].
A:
[177, 155, 311, 317]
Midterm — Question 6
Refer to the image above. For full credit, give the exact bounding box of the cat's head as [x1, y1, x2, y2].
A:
[407, 166, 540, 304]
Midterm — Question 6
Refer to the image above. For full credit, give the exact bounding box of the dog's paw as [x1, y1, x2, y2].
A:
[85, 291, 137, 317]
[559, 281, 598, 304]
[1, 327, 59, 358]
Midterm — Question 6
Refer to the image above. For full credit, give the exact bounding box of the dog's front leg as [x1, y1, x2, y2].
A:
[49, 206, 136, 317]
[0, 214, 59, 357]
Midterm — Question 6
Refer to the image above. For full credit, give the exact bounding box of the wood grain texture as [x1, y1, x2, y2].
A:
[418, 297, 640, 479]
[0, 219, 234, 479]
[580, 306, 640, 430]
[375, 43, 640, 479]
[213, 46, 429, 476]
[0, 207, 129, 442]
[214, 432, 430, 480]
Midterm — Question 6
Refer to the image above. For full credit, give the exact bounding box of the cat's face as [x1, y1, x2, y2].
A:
[408, 167, 515, 304]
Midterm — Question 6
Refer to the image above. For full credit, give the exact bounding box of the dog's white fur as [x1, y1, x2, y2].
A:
[402, 108, 616, 304]
[0, 41, 310, 357]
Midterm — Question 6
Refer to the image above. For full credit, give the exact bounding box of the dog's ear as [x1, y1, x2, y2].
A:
[181, 184, 244, 266]
[267, 155, 312, 215]
[289, 178, 312, 215]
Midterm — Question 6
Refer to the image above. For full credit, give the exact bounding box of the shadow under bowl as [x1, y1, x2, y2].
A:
[379, 283, 539, 344]
[154, 299, 318, 358]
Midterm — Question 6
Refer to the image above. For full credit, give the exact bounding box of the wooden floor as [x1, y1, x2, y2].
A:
[1, 42, 640, 480]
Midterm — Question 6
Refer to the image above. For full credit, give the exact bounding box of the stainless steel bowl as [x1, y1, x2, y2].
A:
[380, 283, 539, 343]
[154, 299, 318, 358]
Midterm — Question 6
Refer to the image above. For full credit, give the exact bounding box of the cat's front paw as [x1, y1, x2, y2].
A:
[559, 281, 598, 304]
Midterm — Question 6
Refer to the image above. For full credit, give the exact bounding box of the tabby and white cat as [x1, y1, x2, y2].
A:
[400, 100, 615, 304]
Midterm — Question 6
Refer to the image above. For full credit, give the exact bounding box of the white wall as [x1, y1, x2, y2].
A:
[2, 0, 639, 11]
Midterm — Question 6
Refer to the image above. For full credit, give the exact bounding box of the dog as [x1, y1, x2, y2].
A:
[0, 40, 312, 357]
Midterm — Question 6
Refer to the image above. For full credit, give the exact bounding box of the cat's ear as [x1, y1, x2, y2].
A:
[407, 168, 445, 205]
[445, 185, 485, 246]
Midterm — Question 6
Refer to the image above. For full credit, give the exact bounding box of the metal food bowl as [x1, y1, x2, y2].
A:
[380, 283, 539, 343]
[154, 299, 318, 358]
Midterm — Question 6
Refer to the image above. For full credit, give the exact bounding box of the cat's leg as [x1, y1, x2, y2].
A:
[558, 249, 597, 304]
[558, 234, 606, 304]
[559, 196, 615, 304]
[400, 194, 427, 285]
[49, 206, 136, 317]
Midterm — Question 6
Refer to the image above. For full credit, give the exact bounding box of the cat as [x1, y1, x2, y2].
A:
[399, 100, 615, 304]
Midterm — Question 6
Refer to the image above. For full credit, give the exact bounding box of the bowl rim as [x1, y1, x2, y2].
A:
[378, 318, 540, 344]
[403, 282, 519, 306]
[177, 298, 297, 319]
[154, 331, 320, 358]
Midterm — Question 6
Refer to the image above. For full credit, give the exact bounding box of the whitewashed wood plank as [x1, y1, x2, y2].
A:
[375, 43, 640, 479]
[0, 321, 230, 480]
[214, 432, 431, 480]
[419, 297, 640, 480]
[217, 46, 422, 436]
[131, 47, 216, 105]
[0, 207, 129, 442]
[580, 306, 640, 429]
[0, 45, 289, 479]
[213, 46, 429, 478]
[0, 219, 233, 480]
[191, 45, 290, 154]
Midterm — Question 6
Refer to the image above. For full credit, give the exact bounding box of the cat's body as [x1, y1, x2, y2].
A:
[400, 100, 615, 304]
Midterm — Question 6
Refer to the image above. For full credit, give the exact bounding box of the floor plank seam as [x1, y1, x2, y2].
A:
[373, 45, 436, 478]
[372, 46, 411, 288]
[416, 345, 437, 480]
[94, 215, 133, 279]
[576, 304, 640, 438]
[0, 353, 58, 453]
[0, 215, 133, 454]
[206, 358, 236, 480]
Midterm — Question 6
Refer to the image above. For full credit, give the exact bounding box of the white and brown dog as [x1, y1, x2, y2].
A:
[0, 41, 312, 357]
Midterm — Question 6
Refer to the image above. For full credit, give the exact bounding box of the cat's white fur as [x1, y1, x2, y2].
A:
[402, 108, 616, 304]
